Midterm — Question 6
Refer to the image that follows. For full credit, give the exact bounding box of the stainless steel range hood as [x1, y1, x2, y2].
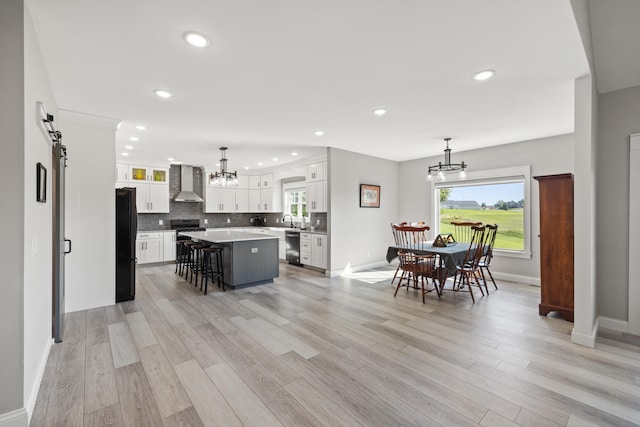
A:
[174, 165, 204, 202]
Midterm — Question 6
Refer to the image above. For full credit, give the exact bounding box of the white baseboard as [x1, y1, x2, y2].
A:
[0, 408, 28, 427]
[571, 317, 599, 348]
[25, 338, 53, 423]
[492, 271, 540, 286]
[598, 316, 629, 333]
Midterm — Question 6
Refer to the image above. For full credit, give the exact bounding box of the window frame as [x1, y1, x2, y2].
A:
[431, 165, 532, 259]
[283, 181, 309, 220]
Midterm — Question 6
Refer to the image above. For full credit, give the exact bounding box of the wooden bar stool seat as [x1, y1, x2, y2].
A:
[201, 246, 224, 294]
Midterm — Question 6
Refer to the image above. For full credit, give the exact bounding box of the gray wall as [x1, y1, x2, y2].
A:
[597, 84, 640, 320]
[0, 0, 25, 416]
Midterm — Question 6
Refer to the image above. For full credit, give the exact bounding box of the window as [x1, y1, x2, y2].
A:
[284, 186, 308, 219]
[432, 166, 531, 258]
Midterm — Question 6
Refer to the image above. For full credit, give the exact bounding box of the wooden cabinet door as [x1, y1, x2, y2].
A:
[535, 173, 574, 321]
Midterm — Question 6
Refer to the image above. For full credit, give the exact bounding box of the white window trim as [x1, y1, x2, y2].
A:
[431, 165, 532, 259]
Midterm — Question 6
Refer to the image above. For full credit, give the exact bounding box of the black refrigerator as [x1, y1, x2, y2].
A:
[116, 187, 137, 302]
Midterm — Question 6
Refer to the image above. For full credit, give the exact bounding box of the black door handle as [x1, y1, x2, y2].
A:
[64, 239, 72, 254]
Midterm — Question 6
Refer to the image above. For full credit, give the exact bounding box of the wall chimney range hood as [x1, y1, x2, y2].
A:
[174, 165, 204, 202]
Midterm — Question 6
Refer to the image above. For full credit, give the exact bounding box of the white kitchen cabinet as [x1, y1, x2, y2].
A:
[260, 173, 273, 189]
[300, 232, 327, 269]
[249, 189, 261, 212]
[116, 163, 129, 182]
[311, 234, 327, 269]
[205, 187, 236, 213]
[235, 188, 249, 212]
[129, 165, 169, 184]
[306, 162, 326, 182]
[248, 176, 260, 189]
[306, 180, 326, 212]
[260, 188, 274, 211]
[136, 232, 163, 264]
[237, 175, 250, 189]
[163, 231, 176, 261]
[132, 183, 170, 213]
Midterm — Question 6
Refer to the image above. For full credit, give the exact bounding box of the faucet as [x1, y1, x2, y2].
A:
[282, 214, 294, 228]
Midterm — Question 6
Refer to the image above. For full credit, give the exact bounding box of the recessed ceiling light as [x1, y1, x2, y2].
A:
[216, 163, 220, 167]
[167, 157, 174, 161]
[121, 152, 129, 156]
[291, 152, 298, 156]
[154, 89, 173, 98]
[135, 125, 147, 131]
[124, 145, 134, 150]
[244, 166, 250, 170]
[314, 130, 324, 136]
[257, 162, 263, 166]
[272, 158, 279, 161]
[473, 69, 495, 81]
[184, 32, 211, 48]
[373, 109, 387, 116]
[128, 137, 139, 142]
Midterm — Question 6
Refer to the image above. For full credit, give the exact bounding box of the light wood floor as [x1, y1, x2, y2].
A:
[31, 262, 640, 427]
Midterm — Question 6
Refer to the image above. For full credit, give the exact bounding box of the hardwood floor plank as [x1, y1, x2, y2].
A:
[147, 320, 193, 366]
[171, 299, 208, 327]
[84, 402, 123, 427]
[249, 317, 319, 359]
[173, 359, 242, 427]
[172, 322, 224, 369]
[161, 406, 204, 427]
[44, 339, 85, 427]
[204, 362, 283, 426]
[154, 298, 186, 325]
[125, 311, 158, 349]
[104, 304, 126, 325]
[237, 363, 322, 426]
[29, 343, 60, 427]
[480, 410, 521, 427]
[108, 322, 139, 368]
[284, 378, 363, 427]
[193, 322, 255, 370]
[229, 315, 291, 355]
[84, 343, 119, 414]
[64, 310, 87, 342]
[138, 344, 191, 419]
[114, 362, 163, 427]
[86, 307, 109, 347]
[238, 298, 290, 326]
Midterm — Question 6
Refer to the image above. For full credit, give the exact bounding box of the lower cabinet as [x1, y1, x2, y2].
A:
[300, 232, 327, 269]
[163, 231, 176, 261]
[136, 232, 163, 264]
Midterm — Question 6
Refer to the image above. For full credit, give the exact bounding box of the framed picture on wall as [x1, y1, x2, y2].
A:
[37, 162, 47, 203]
[360, 184, 380, 208]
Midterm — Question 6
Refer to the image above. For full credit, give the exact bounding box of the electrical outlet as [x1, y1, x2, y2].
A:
[227, 218, 230, 223]
[251, 248, 258, 253]
[276, 218, 279, 223]
[204, 219, 208, 224]
[159, 219, 163, 225]
[316, 219, 320, 225]
[250, 218, 254, 223]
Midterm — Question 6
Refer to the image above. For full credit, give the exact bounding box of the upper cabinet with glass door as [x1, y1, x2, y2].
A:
[129, 165, 169, 185]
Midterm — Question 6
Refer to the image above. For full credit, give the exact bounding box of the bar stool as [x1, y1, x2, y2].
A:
[175, 240, 193, 275]
[201, 246, 225, 294]
[189, 243, 210, 285]
[181, 241, 199, 278]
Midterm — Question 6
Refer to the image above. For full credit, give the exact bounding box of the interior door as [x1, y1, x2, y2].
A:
[52, 142, 69, 342]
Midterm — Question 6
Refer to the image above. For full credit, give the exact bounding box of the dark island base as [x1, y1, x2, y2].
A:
[220, 239, 279, 289]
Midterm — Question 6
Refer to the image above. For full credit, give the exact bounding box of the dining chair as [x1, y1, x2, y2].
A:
[478, 224, 498, 290]
[451, 220, 482, 243]
[391, 224, 439, 303]
[452, 224, 486, 302]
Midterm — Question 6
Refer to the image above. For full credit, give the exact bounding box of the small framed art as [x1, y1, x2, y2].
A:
[37, 162, 47, 203]
[359, 184, 380, 208]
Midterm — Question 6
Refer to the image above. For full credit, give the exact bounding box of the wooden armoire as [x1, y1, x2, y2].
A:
[534, 173, 574, 322]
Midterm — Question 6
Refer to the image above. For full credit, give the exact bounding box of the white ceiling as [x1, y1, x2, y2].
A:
[28, 0, 590, 172]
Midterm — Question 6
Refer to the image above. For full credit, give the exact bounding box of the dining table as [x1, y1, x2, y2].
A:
[386, 241, 471, 292]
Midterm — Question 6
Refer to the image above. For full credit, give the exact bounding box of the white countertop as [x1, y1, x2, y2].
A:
[180, 230, 279, 243]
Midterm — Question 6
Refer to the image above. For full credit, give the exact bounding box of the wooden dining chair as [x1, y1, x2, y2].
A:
[453, 225, 486, 302]
[478, 224, 498, 290]
[451, 220, 482, 243]
[391, 224, 439, 303]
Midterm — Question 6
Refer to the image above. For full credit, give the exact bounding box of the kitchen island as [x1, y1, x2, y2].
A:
[180, 230, 279, 289]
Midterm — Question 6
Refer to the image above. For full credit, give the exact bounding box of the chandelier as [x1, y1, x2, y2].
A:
[427, 138, 467, 181]
[209, 147, 238, 187]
